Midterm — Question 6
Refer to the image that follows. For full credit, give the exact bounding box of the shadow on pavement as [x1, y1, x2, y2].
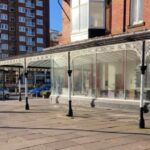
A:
[0, 126, 150, 136]
[0, 111, 48, 114]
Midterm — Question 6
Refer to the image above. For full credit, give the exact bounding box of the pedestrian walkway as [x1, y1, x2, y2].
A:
[0, 99, 150, 150]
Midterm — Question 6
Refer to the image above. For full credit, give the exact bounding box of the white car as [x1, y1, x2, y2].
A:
[0, 88, 9, 99]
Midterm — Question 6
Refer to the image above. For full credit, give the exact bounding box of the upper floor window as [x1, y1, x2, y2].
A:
[27, 28, 35, 35]
[37, 37, 43, 43]
[37, 47, 43, 52]
[19, 0, 25, 3]
[36, 0, 43, 7]
[0, 24, 8, 30]
[36, 19, 43, 25]
[19, 26, 26, 32]
[0, 14, 8, 20]
[36, 10, 43, 16]
[19, 16, 26, 23]
[1, 34, 8, 40]
[18, 7, 26, 13]
[36, 28, 43, 34]
[71, 0, 88, 33]
[130, 0, 143, 25]
[71, 0, 105, 33]
[19, 45, 26, 51]
[0, 4, 8, 10]
[1, 44, 8, 50]
[89, 0, 105, 29]
[19, 36, 26, 42]
[26, 46, 33, 52]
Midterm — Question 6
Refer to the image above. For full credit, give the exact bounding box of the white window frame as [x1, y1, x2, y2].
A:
[19, 36, 26, 42]
[37, 47, 43, 52]
[19, 45, 26, 51]
[19, 0, 25, 3]
[36, 28, 43, 34]
[19, 16, 26, 23]
[0, 4, 8, 10]
[0, 14, 8, 20]
[0, 24, 8, 30]
[71, 0, 88, 33]
[130, 0, 144, 25]
[36, 10, 43, 16]
[71, 0, 105, 33]
[36, 19, 43, 25]
[18, 7, 26, 13]
[1, 34, 8, 40]
[36, 0, 43, 7]
[37, 37, 43, 44]
[1, 44, 8, 50]
[19, 26, 26, 32]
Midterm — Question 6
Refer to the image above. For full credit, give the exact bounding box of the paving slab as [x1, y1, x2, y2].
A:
[0, 99, 149, 150]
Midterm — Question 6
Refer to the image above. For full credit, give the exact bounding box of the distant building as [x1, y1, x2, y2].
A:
[50, 29, 60, 47]
[0, 0, 50, 59]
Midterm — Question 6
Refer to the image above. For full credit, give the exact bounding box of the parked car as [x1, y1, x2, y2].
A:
[29, 85, 50, 97]
[0, 88, 9, 99]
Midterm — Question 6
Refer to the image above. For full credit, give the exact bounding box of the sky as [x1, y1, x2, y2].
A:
[50, 0, 62, 32]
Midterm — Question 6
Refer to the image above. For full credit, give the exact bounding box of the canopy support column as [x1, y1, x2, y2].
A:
[24, 59, 29, 110]
[3, 69, 5, 100]
[67, 52, 73, 117]
[18, 68, 22, 101]
[139, 41, 147, 128]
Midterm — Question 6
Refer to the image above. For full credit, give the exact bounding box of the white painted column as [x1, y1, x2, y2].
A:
[18, 68, 22, 101]
[67, 52, 73, 117]
[51, 59, 54, 95]
[139, 41, 147, 128]
[124, 50, 127, 100]
[24, 59, 29, 110]
[140, 75, 144, 108]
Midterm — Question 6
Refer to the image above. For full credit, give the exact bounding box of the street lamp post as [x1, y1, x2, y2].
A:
[67, 52, 73, 117]
[139, 40, 147, 128]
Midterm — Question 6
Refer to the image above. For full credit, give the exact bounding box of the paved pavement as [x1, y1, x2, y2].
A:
[0, 99, 150, 150]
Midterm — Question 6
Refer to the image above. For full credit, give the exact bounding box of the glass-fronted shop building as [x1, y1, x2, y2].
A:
[50, 36, 150, 103]
[0, 31, 150, 104]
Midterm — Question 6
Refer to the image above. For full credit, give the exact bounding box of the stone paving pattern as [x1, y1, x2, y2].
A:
[0, 99, 150, 150]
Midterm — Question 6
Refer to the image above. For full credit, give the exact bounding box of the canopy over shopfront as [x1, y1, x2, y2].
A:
[0, 30, 150, 127]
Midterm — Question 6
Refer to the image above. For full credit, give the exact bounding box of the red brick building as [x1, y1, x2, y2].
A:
[60, 0, 150, 44]
[0, 0, 50, 58]
[49, 0, 150, 103]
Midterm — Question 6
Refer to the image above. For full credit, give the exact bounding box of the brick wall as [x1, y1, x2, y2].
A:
[126, 0, 150, 32]
[60, 0, 150, 44]
[59, 0, 71, 45]
[112, 0, 150, 34]
[111, 0, 124, 34]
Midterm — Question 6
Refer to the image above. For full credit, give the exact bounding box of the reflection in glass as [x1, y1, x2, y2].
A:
[96, 51, 125, 98]
[126, 50, 140, 100]
[51, 48, 141, 101]
[144, 54, 150, 101]
[73, 55, 95, 97]
[53, 66, 68, 95]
